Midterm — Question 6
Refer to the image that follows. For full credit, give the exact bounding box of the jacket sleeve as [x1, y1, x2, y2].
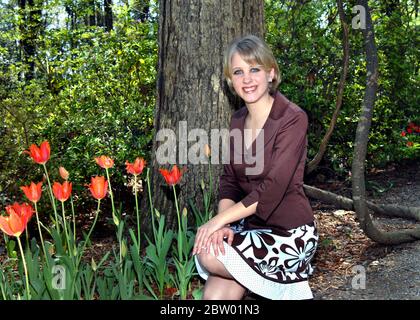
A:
[218, 161, 244, 203]
[240, 111, 308, 221]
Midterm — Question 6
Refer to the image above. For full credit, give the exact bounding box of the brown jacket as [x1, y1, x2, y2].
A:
[219, 91, 314, 231]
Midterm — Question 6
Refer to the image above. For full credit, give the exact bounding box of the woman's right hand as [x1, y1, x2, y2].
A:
[208, 227, 234, 256]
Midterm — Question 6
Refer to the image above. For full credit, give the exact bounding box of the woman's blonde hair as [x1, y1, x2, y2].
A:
[223, 35, 280, 95]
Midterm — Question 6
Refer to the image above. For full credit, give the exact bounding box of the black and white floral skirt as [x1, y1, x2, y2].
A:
[195, 221, 318, 300]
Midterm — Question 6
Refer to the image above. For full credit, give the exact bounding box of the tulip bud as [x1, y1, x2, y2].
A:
[182, 207, 187, 217]
[59, 167, 69, 180]
[91, 257, 97, 271]
[200, 179, 205, 191]
[113, 213, 120, 226]
[121, 240, 127, 258]
[204, 144, 211, 158]
[155, 208, 160, 218]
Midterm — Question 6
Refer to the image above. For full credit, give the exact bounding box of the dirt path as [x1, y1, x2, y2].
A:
[311, 159, 420, 300]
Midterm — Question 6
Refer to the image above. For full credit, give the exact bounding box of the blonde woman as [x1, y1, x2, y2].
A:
[193, 35, 318, 300]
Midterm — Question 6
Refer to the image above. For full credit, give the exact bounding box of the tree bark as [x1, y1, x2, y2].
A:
[132, 0, 150, 22]
[148, 0, 264, 231]
[18, 0, 42, 81]
[303, 184, 420, 222]
[104, 0, 113, 32]
[351, 0, 420, 244]
[88, 0, 96, 26]
[306, 0, 349, 174]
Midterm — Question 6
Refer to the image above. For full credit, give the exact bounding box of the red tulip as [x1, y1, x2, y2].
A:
[53, 181, 72, 202]
[88, 176, 108, 200]
[59, 167, 69, 180]
[125, 157, 146, 176]
[20, 182, 43, 203]
[24, 141, 50, 165]
[95, 156, 114, 169]
[159, 165, 184, 186]
[401, 131, 406, 137]
[0, 211, 27, 237]
[6, 202, 34, 229]
[406, 141, 414, 147]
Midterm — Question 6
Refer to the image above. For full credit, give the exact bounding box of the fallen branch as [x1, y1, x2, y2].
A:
[303, 184, 420, 222]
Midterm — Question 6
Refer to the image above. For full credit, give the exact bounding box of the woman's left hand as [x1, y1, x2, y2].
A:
[192, 217, 224, 256]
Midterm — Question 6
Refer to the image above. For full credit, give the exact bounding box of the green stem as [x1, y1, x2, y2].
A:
[146, 168, 157, 243]
[0, 276, 6, 300]
[208, 160, 213, 218]
[70, 195, 76, 243]
[105, 168, 122, 267]
[77, 200, 101, 268]
[172, 185, 183, 261]
[61, 201, 71, 255]
[39, 220, 52, 236]
[43, 163, 60, 234]
[25, 228, 29, 248]
[105, 168, 119, 226]
[105, 168, 122, 268]
[16, 236, 31, 300]
[134, 175, 141, 249]
[34, 202, 49, 269]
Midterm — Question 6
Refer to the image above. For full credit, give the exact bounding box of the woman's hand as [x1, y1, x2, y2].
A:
[192, 217, 224, 256]
[208, 227, 234, 256]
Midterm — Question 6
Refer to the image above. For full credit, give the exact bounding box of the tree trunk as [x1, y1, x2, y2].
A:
[148, 0, 264, 231]
[306, 0, 349, 174]
[104, 0, 113, 31]
[352, 0, 420, 244]
[88, 0, 96, 26]
[18, 0, 42, 81]
[132, 0, 150, 22]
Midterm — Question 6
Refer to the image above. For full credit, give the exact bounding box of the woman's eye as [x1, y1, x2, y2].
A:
[233, 70, 243, 75]
[250, 67, 260, 73]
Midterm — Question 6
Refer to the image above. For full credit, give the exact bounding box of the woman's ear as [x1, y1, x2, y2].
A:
[269, 68, 275, 81]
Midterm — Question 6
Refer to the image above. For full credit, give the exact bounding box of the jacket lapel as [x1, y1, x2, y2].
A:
[230, 92, 291, 156]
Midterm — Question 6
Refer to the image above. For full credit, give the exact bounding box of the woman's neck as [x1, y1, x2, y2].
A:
[245, 94, 274, 126]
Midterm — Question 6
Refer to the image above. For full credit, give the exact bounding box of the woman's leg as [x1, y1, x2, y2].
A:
[203, 275, 246, 300]
[198, 251, 246, 300]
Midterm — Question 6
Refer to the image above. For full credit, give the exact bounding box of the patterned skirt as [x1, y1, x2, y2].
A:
[195, 221, 318, 300]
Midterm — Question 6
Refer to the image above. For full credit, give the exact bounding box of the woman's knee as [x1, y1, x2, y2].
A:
[197, 251, 218, 271]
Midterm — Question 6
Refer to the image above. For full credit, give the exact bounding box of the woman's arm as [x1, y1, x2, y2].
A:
[218, 198, 236, 216]
[192, 200, 257, 255]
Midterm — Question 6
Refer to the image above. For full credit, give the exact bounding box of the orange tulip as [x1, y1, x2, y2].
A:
[89, 176, 108, 200]
[0, 203, 34, 236]
[95, 156, 114, 169]
[125, 157, 146, 176]
[159, 165, 184, 186]
[53, 181, 72, 202]
[24, 141, 50, 165]
[59, 166, 69, 180]
[20, 182, 43, 203]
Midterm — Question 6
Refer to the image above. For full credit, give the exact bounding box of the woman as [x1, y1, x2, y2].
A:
[192, 35, 318, 300]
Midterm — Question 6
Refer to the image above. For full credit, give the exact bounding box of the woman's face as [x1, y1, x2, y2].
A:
[230, 52, 274, 106]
